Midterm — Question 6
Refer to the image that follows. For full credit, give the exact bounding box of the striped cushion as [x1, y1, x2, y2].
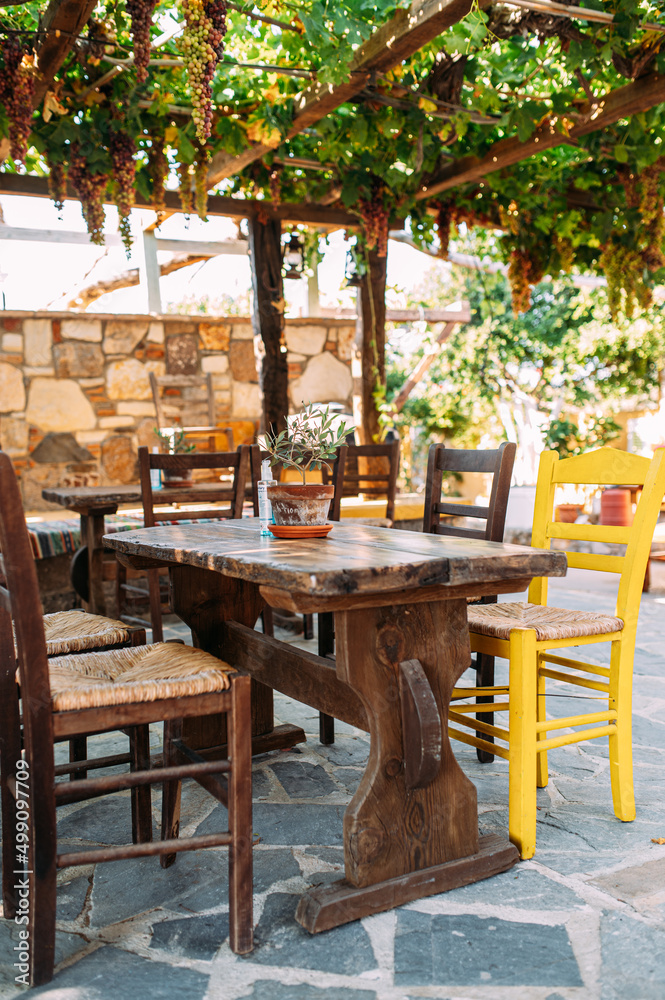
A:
[467, 601, 624, 642]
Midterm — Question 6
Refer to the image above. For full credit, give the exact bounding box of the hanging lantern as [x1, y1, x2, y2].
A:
[282, 232, 304, 279]
[344, 247, 362, 287]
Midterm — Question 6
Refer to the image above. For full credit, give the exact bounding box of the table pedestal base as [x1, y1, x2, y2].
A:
[296, 833, 518, 932]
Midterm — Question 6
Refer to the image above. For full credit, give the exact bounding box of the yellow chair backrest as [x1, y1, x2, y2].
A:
[529, 447, 665, 626]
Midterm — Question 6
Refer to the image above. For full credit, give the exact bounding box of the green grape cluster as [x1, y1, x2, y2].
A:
[181, 0, 228, 144]
[147, 136, 168, 221]
[194, 152, 210, 221]
[45, 157, 67, 217]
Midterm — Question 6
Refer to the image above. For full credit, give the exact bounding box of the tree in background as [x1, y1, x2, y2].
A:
[385, 258, 664, 487]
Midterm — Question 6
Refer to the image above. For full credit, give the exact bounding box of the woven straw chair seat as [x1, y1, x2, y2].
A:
[467, 601, 624, 642]
[46, 642, 235, 712]
[42, 610, 135, 657]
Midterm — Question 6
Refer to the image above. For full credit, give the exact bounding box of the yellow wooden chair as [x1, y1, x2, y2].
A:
[449, 446, 665, 859]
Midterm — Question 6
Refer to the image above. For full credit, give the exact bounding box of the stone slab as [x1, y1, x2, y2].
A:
[238, 982, 377, 1000]
[150, 913, 228, 960]
[600, 910, 665, 1000]
[247, 893, 377, 974]
[0, 361, 25, 412]
[590, 857, 665, 902]
[197, 803, 346, 846]
[61, 319, 102, 342]
[27, 946, 209, 998]
[394, 911, 583, 987]
[53, 341, 104, 378]
[269, 761, 338, 798]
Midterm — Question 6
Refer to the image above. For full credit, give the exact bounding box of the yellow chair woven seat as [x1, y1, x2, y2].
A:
[467, 601, 624, 642]
[48, 642, 234, 712]
[42, 610, 138, 657]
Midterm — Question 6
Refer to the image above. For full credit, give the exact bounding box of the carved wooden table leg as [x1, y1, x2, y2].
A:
[170, 564, 306, 756]
[296, 597, 518, 931]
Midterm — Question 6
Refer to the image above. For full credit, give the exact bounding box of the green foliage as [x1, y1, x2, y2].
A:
[543, 415, 622, 459]
[154, 428, 196, 454]
[264, 402, 352, 483]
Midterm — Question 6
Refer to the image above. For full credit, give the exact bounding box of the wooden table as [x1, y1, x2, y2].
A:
[41, 484, 231, 615]
[105, 519, 567, 930]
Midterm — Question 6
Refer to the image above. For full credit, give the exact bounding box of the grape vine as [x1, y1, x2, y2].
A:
[126, 0, 158, 84]
[68, 146, 108, 246]
[109, 129, 136, 255]
[507, 248, 544, 316]
[0, 36, 35, 162]
[180, 0, 229, 144]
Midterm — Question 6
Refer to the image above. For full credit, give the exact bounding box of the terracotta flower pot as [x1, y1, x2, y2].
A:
[266, 482, 334, 526]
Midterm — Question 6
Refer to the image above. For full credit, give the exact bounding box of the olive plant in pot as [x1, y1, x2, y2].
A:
[154, 428, 196, 486]
[264, 403, 351, 529]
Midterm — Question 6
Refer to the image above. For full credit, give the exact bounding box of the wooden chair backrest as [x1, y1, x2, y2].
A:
[0, 453, 55, 764]
[149, 371, 216, 430]
[529, 446, 665, 620]
[325, 442, 400, 522]
[249, 444, 346, 520]
[139, 445, 250, 525]
[423, 441, 516, 541]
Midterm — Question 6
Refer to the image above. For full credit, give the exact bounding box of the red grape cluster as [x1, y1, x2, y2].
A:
[147, 136, 168, 221]
[46, 157, 67, 216]
[126, 0, 158, 84]
[181, 0, 228, 144]
[109, 129, 136, 254]
[358, 192, 389, 257]
[0, 37, 35, 162]
[68, 145, 108, 245]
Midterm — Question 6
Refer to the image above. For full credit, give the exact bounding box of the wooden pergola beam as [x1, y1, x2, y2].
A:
[206, 0, 490, 187]
[0, 172, 357, 228]
[33, 0, 99, 106]
[418, 72, 665, 199]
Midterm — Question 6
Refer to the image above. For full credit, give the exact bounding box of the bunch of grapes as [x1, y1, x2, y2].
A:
[68, 145, 108, 245]
[358, 191, 389, 257]
[177, 162, 194, 216]
[126, 0, 158, 83]
[180, 0, 228, 144]
[147, 136, 168, 222]
[0, 37, 35, 162]
[194, 152, 210, 221]
[507, 249, 533, 315]
[109, 129, 136, 254]
[45, 156, 67, 217]
[600, 239, 652, 319]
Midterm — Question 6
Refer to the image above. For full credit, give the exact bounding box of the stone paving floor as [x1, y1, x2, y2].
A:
[1, 570, 665, 998]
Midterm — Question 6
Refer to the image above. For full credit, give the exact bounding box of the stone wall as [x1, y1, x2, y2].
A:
[0, 312, 356, 509]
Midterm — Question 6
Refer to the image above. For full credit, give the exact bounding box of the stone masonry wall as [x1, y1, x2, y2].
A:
[0, 312, 356, 509]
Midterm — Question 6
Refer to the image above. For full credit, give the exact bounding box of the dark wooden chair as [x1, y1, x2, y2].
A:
[149, 371, 233, 451]
[324, 441, 400, 523]
[117, 446, 250, 642]
[0, 451, 253, 985]
[423, 441, 517, 762]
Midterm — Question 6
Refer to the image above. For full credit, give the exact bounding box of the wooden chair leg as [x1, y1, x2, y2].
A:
[508, 628, 538, 860]
[130, 725, 153, 844]
[115, 557, 127, 621]
[261, 606, 274, 637]
[303, 613, 314, 640]
[69, 736, 88, 781]
[160, 718, 182, 868]
[228, 676, 253, 954]
[318, 611, 335, 745]
[475, 652, 495, 764]
[147, 567, 164, 642]
[0, 679, 21, 918]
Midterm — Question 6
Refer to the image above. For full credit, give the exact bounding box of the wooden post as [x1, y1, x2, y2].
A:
[248, 216, 289, 435]
[359, 247, 387, 445]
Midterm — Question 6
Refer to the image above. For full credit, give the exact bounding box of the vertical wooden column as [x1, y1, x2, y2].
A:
[359, 247, 387, 445]
[248, 215, 289, 435]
